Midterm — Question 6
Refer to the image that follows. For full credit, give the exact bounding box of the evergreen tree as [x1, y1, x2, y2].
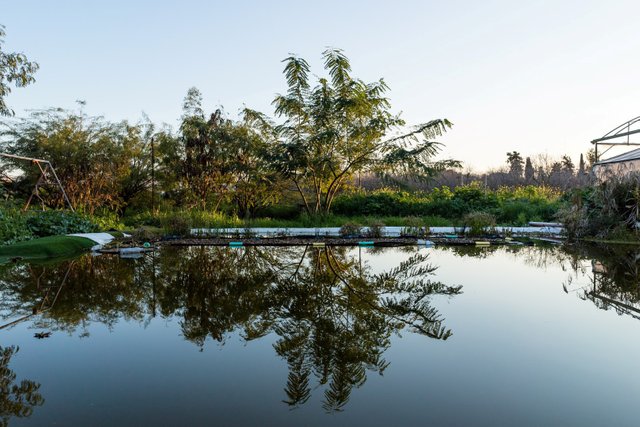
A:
[524, 157, 534, 183]
[578, 153, 585, 176]
[561, 155, 574, 173]
[506, 151, 524, 178]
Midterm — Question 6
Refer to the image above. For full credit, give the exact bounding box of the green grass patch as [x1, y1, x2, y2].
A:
[0, 235, 96, 263]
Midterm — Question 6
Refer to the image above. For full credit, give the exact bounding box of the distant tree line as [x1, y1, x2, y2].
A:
[357, 150, 595, 192]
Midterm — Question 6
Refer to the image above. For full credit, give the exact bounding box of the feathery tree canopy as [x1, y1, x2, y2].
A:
[245, 48, 459, 214]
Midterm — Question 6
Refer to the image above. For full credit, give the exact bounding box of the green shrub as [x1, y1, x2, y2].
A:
[0, 207, 32, 245]
[366, 221, 385, 238]
[25, 210, 97, 237]
[558, 175, 640, 240]
[161, 214, 192, 236]
[90, 210, 126, 230]
[339, 222, 362, 237]
[400, 216, 429, 237]
[463, 211, 496, 236]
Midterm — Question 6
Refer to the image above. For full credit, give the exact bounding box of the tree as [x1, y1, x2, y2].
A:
[586, 149, 597, 169]
[561, 155, 574, 173]
[578, 153, 585, 176]
[0, 25, 39, 116]
[524, 157, 534, 183]
[228, 115, 286, 218]
[246, 49, 459, 215]
[0, 108, 151, 213]
[506, 151, 524, 179]
[177, 88, 236, 210]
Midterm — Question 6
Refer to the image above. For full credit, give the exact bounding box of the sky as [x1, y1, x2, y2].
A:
[2, 0, 640, 171]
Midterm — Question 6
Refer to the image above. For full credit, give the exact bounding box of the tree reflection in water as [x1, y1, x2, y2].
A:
[563, 244, 640, 320]
[0, 346, 44, 427]
[0, 246, 461, 412]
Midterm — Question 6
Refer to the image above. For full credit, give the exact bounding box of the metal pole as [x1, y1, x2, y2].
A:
[0, 153, 50, 163]
[151, 137, 156, 214]
[47, 162, 74, 212]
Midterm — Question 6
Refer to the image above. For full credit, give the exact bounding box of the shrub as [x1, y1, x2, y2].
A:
[0, 207, 117, 245]
[90, 210, 126, 231]
[557, 175, 640, 240]
[161, 214, 192, 236]
[339, 222, 362, 237]
[366, 221, 385, 238]
[25, 210, 97, 237]
[463, 211, 496, 236]
[400, 216, 429, 237]
[0, 207, 32, 245]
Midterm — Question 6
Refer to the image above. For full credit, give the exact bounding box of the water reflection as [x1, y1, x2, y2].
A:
[0, 246, 461, 412]
[564, 244, 640, 320]
[0, 346, 44, 427]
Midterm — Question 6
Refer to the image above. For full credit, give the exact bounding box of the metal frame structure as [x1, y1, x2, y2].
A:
[591, 116, 640, 163]
[0, 153, 74, 211]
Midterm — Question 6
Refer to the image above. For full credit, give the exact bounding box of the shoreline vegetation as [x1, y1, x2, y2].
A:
[1, 40, 639, 253]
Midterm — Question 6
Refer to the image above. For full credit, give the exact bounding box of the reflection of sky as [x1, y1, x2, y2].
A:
[3, 247, 640, 426]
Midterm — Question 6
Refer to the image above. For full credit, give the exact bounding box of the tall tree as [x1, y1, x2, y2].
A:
[178, 88, 235, 210]
[506, 151, 524, 178]
[524, 157, 534, 183]
[586, 149, 597, 169]
[0, 25, 39, 116]
[578, 153, 585, 176]
[246, 49, 459, 215]
[229, 114, 285, 218]
[561, 155, 574, 173]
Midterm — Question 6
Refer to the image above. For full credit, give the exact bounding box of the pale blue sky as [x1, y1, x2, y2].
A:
[2, 0, 639, 170]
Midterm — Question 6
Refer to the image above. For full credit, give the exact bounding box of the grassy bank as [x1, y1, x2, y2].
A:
[0, 235, 97, 263]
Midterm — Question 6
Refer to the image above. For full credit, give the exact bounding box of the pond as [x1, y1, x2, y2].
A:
[0, 244, 639, 426]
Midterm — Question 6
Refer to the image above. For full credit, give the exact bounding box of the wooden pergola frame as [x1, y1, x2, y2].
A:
[0, 153, 74, 212]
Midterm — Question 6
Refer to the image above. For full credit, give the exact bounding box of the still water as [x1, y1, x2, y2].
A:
[0, 244, 639, 426]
